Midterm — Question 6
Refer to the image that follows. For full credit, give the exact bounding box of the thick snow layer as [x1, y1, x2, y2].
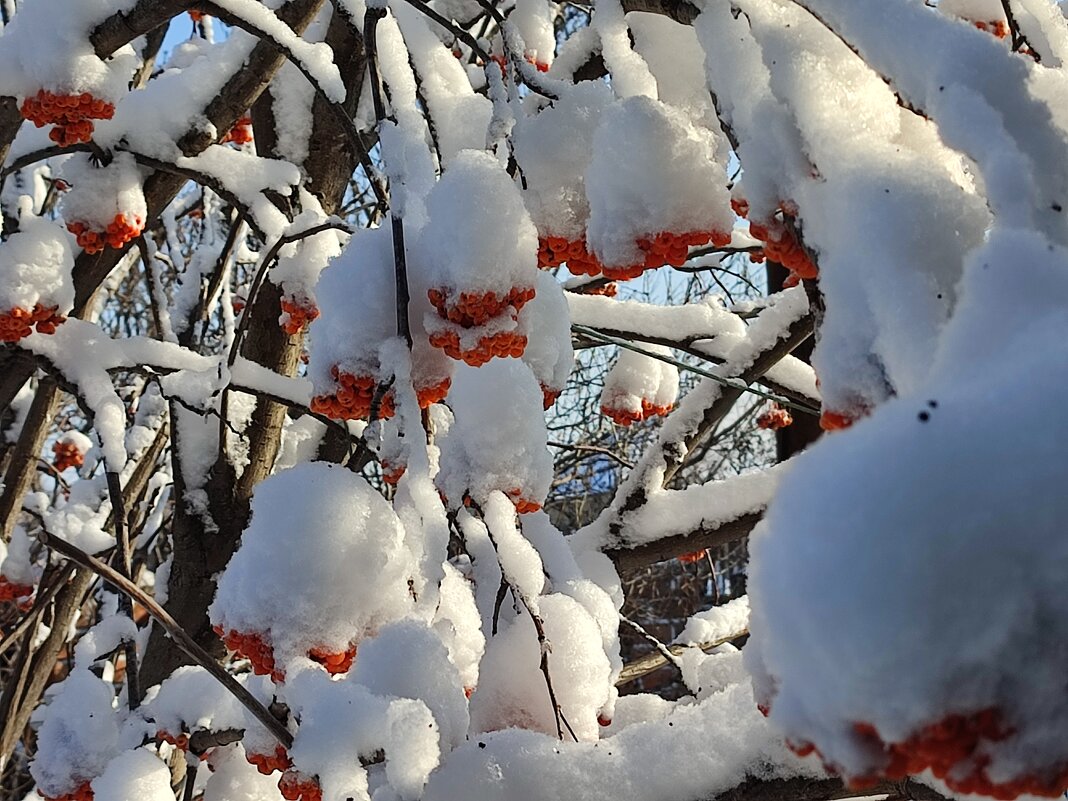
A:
[31, 669, 120, 798]
[748, 229, 1068, 792]
[419, 149, 538, 295]
[586, 96, 732, 268]
[90, 749, 173, 801]
[513, 82, 612, 241]
[0, 208, 75, 313]
[431, 679, 814, 801]
[352, 620, 470, 752]
[469, 592, 612, 742]
[210, 463, 414, 675]
[436, 361, 552, 509]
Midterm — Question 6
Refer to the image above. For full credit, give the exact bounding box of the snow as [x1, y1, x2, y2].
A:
[90, 749, 173, 801]
[676, 596, 751, 648]
[0, 0, 139, 102]
[30, 669, 121, 799]
[469, 592, 612, 743]
[210, 463, 414, 677]
[431, 680, 813, 801]
[419, 149, 538, 295]
[585, 96, 732, 268]
[747, 228, 1068, 792]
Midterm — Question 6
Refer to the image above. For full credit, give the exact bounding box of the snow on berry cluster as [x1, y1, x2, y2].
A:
[417, 150, 539, 368]
[585, 96, 733, 279]
[210, 463, 414, 682]
[599, 345, 679, 426]
[308, 224, 452, 421]
[0, 204, 74, 343]
[748, 232, 1068, 799]
[59, 153, 147, 254]
[437, 361, 553, 514]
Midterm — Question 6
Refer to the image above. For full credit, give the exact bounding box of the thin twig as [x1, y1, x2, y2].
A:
[37, 530, 293, 749]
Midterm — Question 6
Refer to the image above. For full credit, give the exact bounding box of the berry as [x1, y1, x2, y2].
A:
[308, 643, 357, 675]
[428, 328, 527, 367]
[20, 90, 114, 146]
[67, 214, 144, 254]
[427, 286, 535, 328]
[541, 385, 560, 410]
[52, 439, 86, 472]
[278, 771, 322, 801]
[189, 9, 205, 22]
[0, 575, 34, 603]
[156, 729, 189, 751]
[819, 410, 856, 432]
[280, 297, 319, 335]
[0, 303, 64, 342]
[677, 549, 708, 564]
[246, 744, 292, 775]
[309, 369, 395, 422]
[974, 20, 1009, 39]
[382, 462, 406, 486]
[757, 404, 793, 431]
[41, 781, 94, 801]
[213, 625, 284, 682]
[505, 487, 542, 515]
[600, 398, 673, 427]
[223, 115, 254, 145]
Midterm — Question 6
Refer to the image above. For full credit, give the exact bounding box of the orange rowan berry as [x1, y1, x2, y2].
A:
[0, 575, 34, 603]
[246, 744, 292, 775]
[280, 297, 319, 335]
[41, 781, 94, 801]
[278, 771, 322, 801]
[223, 115, 253, 145]
[757, 405, 793, 431]
[308, 643, 357, 675]
[52, 440, 85, 472]
[677, 549, 708, 564]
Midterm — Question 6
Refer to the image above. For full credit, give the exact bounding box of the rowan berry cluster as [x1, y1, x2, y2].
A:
[734, 198, 818, 283]
[0, 303, 64, 342]
[783, 708, 1065, 800]
[278, 770, 322, 801]
[223, 115, 254, 145]
[427, 286, 535, 366]
[280, 297, 320, 335]
[676, 549, 708, 565]
[40, 781, 93, 801]
[67, 214, 144, 254]
[757, 404, 793, 431]
[537, 236, 603, 275]
[308, 643, 358, 675]
[189, 9, 205, 22]
[600, 398, 674, 427]
[636, 229, 731, 270]
[381, 461, 406, 485]
[52, 439, 86, 472]
[0, 575, 34, 603]
[20, 90, 114, 146]
[310, 369, 391, 421]
[213, 626, 284, 682]
[246, 744, 292, 775]
[974, 20, 1009, 38]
